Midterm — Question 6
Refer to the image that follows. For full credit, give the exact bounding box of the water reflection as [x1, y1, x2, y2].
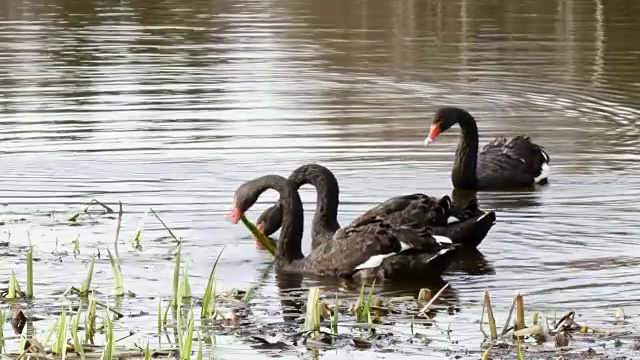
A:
[275, 271, 460, 324]
[451, 188, 544, 211]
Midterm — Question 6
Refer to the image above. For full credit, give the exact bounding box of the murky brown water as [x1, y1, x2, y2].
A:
[1, 0, 640, 358]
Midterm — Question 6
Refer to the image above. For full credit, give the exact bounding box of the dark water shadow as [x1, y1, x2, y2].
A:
[449, 248, 496, 276]
[451, 187, 546, 212]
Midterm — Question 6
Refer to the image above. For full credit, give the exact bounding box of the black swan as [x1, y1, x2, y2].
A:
[254, 163, 495, 250]
[424, 107, 550, 190]
[228, 174, 461, 280]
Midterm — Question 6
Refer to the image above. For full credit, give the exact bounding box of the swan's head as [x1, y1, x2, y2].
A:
[227, 180, 262, 224]
[431, 195, 452, 225]
[424, 107, 473, 147]
[254, 203, 283, 238]
[227, 174, 292, 225]
[227, 196, 244, 224]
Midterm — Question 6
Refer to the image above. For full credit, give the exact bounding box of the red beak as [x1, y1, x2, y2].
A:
[424, 123, 441, 147]
[227, 207, 242, 224]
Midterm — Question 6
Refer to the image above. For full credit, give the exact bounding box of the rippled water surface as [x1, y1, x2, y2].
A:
[1, 0, 640, 358]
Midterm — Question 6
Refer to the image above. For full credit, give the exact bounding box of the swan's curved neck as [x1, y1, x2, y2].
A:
[254, 176, 305, 263]
[452, 114, 479, 189]
[291, 165, 341, 241]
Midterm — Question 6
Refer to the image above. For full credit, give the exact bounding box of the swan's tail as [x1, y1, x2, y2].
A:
[354, 244, 461, 280]
[432, 211, 496, 249]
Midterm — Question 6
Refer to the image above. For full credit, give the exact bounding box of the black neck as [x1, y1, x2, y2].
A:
[252, 175, 305, 263]
[452, 113, 479, 189]
[290, 164, 341, 240]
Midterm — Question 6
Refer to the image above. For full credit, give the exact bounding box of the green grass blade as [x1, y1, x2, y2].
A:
[80, 254, 95, 296]
[179, 260, 191, 300]
[26, 246, 33, 298]
[172, 246, 182, 308]
[363, 279, 376, 324]
[356, 282, 366, 319]
[516, 342, 524, 360]
[52, 310, 67, 355]
[107, 248, 124, 296]
[331, 293, 339, 334]
[181, 309, 195, 360]
[176, 302, 184, 352]
[73, 236, 80, 256]
[100, 308, 115, 360]
[304, 287, 321, 336]
[72, 306, 85, 360]
[85, 299, 97, 344]
[239, 215, 276, 256]
[157, 298, 162, 333]
[481, 346, 492, 360]
[18, 334, 26, 356]
[8, 271, 21, 299]
[61, 313, 69, 360]
[241, 286, 255, 304]
[132, 209, 149, 250]
[197, 334, 203, 360]
[163, 299, 171, 329]
[0, 311, 5, 353]
[201, 247, 225, 319]
[42, 318, 59, 347]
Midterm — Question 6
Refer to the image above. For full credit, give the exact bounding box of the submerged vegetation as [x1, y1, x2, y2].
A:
[0, 199, 636, 359]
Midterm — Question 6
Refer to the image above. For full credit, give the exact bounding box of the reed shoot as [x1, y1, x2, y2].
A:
[0, 310, 5, 353]
[172, 245, 182, 308]
[26, 245, 34, 298]
[72, 306, 85, 360]
[107, 248, 124, 296]
[85, 299, 97, 344]
[51, 310, 67, 355]
[331, 293, 339, 334]
[80, 253, 96, 296]
[304, 287, 321, 336]
[100, 308, 116, 360]
[481, 290, 498, 340]
[8, 271, 23, 299]
[239, 215, 276, 256]
[201, 247, 225, 319]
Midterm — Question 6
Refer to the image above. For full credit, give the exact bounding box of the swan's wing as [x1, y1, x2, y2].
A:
[432, 211, 496, 249]
[306, 218, 450, 277]
[349, 194, 451, 230]
[367, 245, 460, 280]
[478, 136, 550, 186]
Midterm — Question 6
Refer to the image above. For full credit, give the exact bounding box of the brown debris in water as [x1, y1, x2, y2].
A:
[11, 309, 27, 335]
[350, 338, 372, 349]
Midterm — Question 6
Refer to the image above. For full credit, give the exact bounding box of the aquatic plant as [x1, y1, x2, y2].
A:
[201, 247, 225, 319]
[240, 215, 277, 256]
[107, 248, 125, 296]
[0, 310, 5, 353]
[304, 287, 322, 337]
[26, 245, 34, 298]
[7, 271, 24, 299]
[0, 198, 629, 360]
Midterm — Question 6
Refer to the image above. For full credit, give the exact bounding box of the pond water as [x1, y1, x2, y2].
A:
[1, 0, 640, 358]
